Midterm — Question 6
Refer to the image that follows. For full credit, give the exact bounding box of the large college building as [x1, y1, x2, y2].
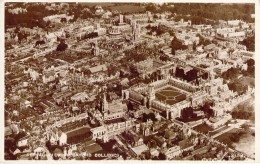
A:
[123, 76, 208, 120]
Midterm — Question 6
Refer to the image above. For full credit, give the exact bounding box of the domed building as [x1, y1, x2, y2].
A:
[108, 26, 121, 39]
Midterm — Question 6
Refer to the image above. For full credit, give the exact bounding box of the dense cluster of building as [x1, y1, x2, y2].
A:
[5, 3, 255, 161]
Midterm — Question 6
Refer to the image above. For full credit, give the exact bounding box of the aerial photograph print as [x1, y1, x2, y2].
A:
[4, 2, 256, 161]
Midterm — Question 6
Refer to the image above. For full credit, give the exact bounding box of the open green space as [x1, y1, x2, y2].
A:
[215, 128, 242, 147]
[46, 50, 89, 64]
[232, 133, 255, 159]
[155, 87, 186, 105]
[231, 97, 255, 122]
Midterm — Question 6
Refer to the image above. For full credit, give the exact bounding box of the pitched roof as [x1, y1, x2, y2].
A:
[65, 126, 91, 138]
[107, 101, 127, 113]
[89, 64, 107, 74]
[71, 92, 89, 101]
[191, 145, 210, 155]
[83, 140, 103, 154]
[204, 44, 215, 50]
[121, 78, 129, 85]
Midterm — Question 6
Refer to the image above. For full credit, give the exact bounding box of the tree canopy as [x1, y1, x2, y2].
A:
[171, 35, 188, 55]
[146, 3, 255, 23]
[56, 42, 68, 51]
[175, 67, 199, 82]
[239, 33, 255, 52]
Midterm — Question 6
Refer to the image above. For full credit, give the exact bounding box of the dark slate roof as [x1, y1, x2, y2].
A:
[82, 140, 103, 154]
[66, 126, 91, 138]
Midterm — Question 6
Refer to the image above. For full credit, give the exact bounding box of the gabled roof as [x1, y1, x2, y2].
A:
[89, 64, 107, 74]
[85, 143, 103, 154]
[83, 140, 103, 154]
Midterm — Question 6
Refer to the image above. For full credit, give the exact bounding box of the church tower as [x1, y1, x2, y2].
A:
[103, 93, 108, 112]
[119, 14, 123, 24]
[94, 40, 100, 56]
[148, 84, 155, 100]
[132, 20, 137, 35]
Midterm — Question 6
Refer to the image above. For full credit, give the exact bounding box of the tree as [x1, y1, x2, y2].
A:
[198, 34, 211, 46]
[160, 55, 170, 62]
[222, 67, 240, 80]
[239, 33, 255, 51]
[148, 113, 157, 121]
[120, 152, 127, 160]
[129, 65, 139, 76]
[171, 35, 187, 55]
[156, 26, 165, 36]
[247, 66, 255, 77]
[158, 152, 166, 160]
[18, 32, 26, 43]
[201, 102, 214, 117]
[143, 113, 149, 122]
[228, 82, 248, 95]
[146, 24, 152, 30]
[175, 67, 185, 79]
[202, 72, 208, 80]
[247, 59, 255, 67]
[60, 18, 67, 23]
[101, 139, 117, 151]
[127, 101, 134, 111]
[185, 69, 198, 82]
[193, 42, 197, 51]
[181, 107, 194, 119]
[153, 14, 159, 19]
[35, 40, 45, 46]
[107, 65, 117, 77]
[84, 32, 98, 39]
[56, 42, 68, 51]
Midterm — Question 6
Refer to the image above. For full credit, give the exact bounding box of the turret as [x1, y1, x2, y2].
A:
[148, 84, 155, 100]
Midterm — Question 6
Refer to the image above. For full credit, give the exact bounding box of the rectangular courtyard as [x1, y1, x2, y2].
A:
[155, 87, 186, 105]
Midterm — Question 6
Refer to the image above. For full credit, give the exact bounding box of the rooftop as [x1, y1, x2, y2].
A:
[89, 64, 108, 74]
[65, 126, 91, 138]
